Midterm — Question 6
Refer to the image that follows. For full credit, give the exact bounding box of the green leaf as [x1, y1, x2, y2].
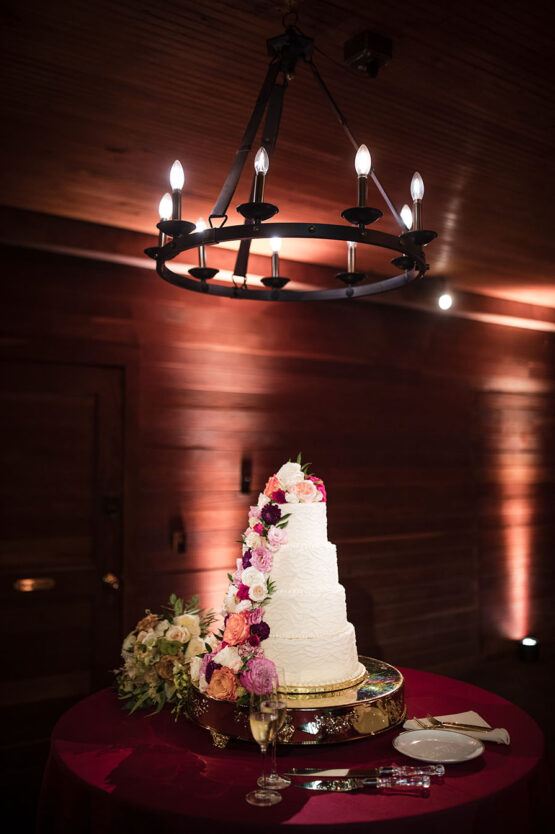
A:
[296, 452, 302, 464]
[158, 638, 182, 656]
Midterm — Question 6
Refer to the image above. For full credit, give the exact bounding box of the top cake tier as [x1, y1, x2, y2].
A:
[278, 501, 329, 548]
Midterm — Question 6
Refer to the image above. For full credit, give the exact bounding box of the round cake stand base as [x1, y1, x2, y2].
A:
[188, 656, 405, 747]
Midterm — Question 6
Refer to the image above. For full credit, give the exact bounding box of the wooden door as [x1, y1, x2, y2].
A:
[0, 360, 124, 747]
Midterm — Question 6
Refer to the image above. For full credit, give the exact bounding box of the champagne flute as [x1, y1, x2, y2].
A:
[258, 664, 291, 790]
[246, 689, 281, 806]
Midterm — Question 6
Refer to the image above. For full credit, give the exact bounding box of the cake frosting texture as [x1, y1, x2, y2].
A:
[261, 500, 362, 688]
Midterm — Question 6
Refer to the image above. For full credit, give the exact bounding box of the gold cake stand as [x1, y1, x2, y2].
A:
[188, 656, 405, 747]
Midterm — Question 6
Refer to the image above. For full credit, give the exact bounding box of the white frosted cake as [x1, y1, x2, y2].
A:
[262, 500, 363, 689]
[194, 459, 364, 701]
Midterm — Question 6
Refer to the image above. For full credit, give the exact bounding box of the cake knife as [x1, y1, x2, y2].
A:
[285, 764, 444, 778]
[295, 776, 431, 793]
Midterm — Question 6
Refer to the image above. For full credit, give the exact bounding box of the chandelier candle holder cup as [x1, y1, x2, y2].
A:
[145, 26, 437, 301]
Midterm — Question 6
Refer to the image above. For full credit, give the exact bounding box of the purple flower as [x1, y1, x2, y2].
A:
[200, 652, 216, 679]
[205, 660, 222, 683]
[248, 633, 260, 647]
[250, 621, 270, 641]
[242, 550, 253, 568]
[271, 489, 286, 504]
[261, 503, 282, 525]
[249, 607, 263, 625]
[240, 657, 279, 695]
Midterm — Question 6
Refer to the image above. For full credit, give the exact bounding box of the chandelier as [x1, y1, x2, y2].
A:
[145, 25, 437, 302]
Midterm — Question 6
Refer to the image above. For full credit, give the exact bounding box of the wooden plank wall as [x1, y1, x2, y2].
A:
[2, 243, 554, 677]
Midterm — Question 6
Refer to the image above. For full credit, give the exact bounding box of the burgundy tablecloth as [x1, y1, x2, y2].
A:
[37, 668, 551, 833]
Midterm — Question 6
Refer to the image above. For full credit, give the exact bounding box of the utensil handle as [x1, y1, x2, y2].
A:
[374, 776, 431, 790]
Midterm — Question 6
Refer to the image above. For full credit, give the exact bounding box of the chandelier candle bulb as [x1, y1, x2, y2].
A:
[170, 160, 184, 220]
[195, 217, 207, 268]
[355, 144, 371, 207]
[347, 241, 357, 273]
[410, 172, 424, 231]
[270, 236, 281, 277]
[254, 147, 269, 203]
[400, 203, 413, 231]
[158, 192, 173, 247]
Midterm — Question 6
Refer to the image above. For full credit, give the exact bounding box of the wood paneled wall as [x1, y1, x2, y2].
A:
[2, 241, 554, 678]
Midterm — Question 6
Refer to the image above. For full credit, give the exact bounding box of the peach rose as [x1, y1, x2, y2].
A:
[264, 474, 282, 497]
[154, 654, 181, 681]
[289, 480, 318, 502]
[206, 666, 238, 701]
[223, 612, 250, 646]
[136, 613, 160, 632]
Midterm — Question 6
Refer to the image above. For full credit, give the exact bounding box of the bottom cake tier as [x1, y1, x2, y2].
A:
[188, 656, 406, 747]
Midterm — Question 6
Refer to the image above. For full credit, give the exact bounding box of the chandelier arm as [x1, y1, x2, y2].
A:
[157, 260, 421, 302]
[309, 58, 405, 231]
[209, 58, 281, 224]
[233, 77, 288, 278]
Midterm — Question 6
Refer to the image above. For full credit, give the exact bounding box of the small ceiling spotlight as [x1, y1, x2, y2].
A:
[518, 636, 539, 662]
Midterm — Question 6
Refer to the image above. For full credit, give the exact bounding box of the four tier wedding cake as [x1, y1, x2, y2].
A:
[191, 459, 364, 697]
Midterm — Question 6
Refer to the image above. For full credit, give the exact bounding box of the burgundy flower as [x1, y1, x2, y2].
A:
[253, 522, 265, 535]
[271, 489, 286, 503]
[205, 660, 222, 684]
[261, 503, 282, 525]
[237, 583, 250, 600]
[248, 633, 260, 647]
[251, 621, 270, 641]
[242, 550, 252, 568]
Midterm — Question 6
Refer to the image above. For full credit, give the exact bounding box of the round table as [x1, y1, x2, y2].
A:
[37, 667, 551, 833]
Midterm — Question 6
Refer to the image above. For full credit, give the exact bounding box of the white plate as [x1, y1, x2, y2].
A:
[393, 729, 485, 763]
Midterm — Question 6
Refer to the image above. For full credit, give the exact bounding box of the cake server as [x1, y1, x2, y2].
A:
[295, 775, 431, 793]
[285, 764, 444, 778]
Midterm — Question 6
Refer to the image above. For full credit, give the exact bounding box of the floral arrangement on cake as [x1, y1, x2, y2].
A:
[185, 455, 327, 705]
[115, 594, 217, 713]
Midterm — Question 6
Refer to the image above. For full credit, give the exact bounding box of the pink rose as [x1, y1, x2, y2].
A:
[289, 480, 318, 502]
[266, 525, 288, 552]
[240, 657, 279, 694]
[251, 546, 273, 573]
[248, 607, 264, 625]
[249, 506, 261, 519]
[308, 475, 327, 501]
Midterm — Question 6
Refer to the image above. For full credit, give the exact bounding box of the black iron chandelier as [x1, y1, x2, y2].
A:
[145, 26, 437, 302]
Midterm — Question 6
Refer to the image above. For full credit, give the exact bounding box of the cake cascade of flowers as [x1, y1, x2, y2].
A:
[190, 457, 363, 699]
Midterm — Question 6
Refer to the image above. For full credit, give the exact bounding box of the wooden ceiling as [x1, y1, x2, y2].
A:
[1, 0, 553, 307]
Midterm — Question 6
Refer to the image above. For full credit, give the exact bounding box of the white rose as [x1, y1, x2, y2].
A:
[166, 625, 190, 643]
[244, 531, 262, 550]
[136, 630, 148, 643]
[184, 636, 205, 661]
[285, 491, 299, 503]
[173, 613, 201, 638]
[213, 645, 242, 673]
[276, 461, 304, 490]
[154, 619, 170, 635]
[205, 632, 220, 650]
[241, 566, 265, 587]
[223, 589, 238, 613]
[189, 655, 202, 682]
[249, 582, 267, 603]
[235, 599, 251, 613]
[257, 492, 270, 508]
[122, 632, 136, 654]
[143, 631, 157, 647]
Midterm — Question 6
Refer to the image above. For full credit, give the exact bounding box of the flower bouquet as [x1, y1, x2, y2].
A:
[115, 594, 217, 713]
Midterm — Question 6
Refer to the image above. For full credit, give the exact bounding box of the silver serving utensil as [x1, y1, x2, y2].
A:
[286, 764, 444, 778]
[296, 775, 431, 793]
